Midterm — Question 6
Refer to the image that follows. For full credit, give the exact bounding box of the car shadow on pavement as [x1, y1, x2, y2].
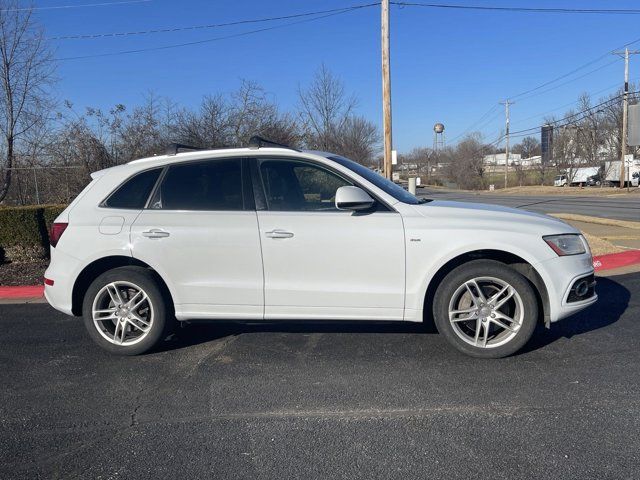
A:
[158, 275, 631, 355]
[520, 276, 631, 354]
[160, 319, 435, 353]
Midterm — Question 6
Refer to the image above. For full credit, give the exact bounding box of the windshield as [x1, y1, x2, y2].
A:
[328, 155, 428, 205]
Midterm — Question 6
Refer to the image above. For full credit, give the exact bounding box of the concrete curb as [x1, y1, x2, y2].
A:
[1, 250, 640, 301]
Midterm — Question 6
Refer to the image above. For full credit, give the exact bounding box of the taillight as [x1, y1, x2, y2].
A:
[49, 222, 68, 248]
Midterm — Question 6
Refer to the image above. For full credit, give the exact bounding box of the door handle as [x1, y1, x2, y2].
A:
[142, 229, 170, 239]
[265, 229, 294, 239]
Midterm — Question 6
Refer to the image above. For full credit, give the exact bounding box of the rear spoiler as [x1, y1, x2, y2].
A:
[90, 165, 122, 180]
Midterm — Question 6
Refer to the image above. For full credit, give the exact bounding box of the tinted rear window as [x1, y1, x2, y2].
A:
[104, 168, 161, 209]
[151, 159, 243, 211]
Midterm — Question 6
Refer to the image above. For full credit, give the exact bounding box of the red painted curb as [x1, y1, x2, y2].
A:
[0, 285, 44, 299]
[593, 250, 640, 272]
[0, 252, 639, 300]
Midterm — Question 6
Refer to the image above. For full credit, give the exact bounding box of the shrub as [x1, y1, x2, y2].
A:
[0, 204, 66, 262]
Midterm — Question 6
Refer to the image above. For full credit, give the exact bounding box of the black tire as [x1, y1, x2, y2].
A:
[82, 266, 175, 355]
[433, 259, 538, 359]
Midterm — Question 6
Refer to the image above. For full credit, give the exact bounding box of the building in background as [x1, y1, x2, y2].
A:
[483, 152, 522, 166]
[541, 124, 554, 164]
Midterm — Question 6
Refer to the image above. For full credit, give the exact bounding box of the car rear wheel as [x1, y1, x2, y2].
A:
[82, 267, 174, 355]
[433, 259, 538, 358]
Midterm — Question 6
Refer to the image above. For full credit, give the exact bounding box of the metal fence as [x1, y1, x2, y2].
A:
[1, 165, 89, 206]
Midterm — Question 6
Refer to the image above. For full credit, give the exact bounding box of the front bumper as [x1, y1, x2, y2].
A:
[538, 252, 597, 323]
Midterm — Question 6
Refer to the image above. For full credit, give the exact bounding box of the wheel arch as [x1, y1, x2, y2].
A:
[71, 255, 175, 316]
[422, 249, 550, 327]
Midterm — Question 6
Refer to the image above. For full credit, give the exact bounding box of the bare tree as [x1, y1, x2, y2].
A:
[444, 134, 486, 189]
[533, 156, 550, 186]
[173, 94, 232, 149]
[512, 161, 527, 186]
[0, 2, 55, 202]
[298, 64, 357, 151]
[573, 93, 607, 168]
[335, 115, 379, 164]
[403, 147, 435, 182]
[513, 136, 540, 159]
[229, 80, 299, 147]
[298, 65, 378, 163]
[118, 93, 176, 161]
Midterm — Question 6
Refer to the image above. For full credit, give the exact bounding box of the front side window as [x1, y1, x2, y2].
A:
[259, 160, 351, 211]
[104, 168, 161, 209]
[151, 159, 243, 211]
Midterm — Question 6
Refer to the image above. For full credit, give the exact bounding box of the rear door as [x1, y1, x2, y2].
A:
[130, 157, 264, 320]
[253, 157, 406, 321]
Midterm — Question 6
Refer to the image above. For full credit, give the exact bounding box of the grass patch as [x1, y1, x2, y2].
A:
[550, 213, 640, 230]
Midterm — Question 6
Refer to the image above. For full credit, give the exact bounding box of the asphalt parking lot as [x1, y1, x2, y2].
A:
[1, 273, 639, 479]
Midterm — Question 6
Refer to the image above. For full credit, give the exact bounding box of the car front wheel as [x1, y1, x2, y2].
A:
[433, 260, 538, 358]
[82, 267, 173, 355]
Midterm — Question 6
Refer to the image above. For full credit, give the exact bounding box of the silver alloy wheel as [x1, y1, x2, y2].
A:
[448, 276, 524, 349]
[91, 281, 154, 346]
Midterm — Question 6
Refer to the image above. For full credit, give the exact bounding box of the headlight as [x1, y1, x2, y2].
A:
[543, 234, 586, 256]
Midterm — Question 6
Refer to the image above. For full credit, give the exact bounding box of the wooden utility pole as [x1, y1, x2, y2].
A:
[613, 48, 639, 191]
[381, 0, 393, 180]
[500, 100, 513, 189]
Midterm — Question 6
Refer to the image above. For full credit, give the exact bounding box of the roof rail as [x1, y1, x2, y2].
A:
[248, 136, 300, 151]
[166, 143, 203, 156]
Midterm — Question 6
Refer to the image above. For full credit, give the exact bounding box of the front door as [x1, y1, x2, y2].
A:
[254, 158, 405, 321]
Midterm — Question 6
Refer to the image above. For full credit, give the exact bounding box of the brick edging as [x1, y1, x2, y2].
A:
[0, 285, 44, 299]
[592, 250, 640, 272]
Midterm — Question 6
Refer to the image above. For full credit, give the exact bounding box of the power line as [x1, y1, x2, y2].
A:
[56, 5, 376, 61]
[449, 105, 499, 143]
[449, 30, 640, 143]
[390, 2, 640, 15]
[50, 3, 379, 40]
[1, 0, 150, 12]
[507, 34, 640, 101]
[508, 90, 640, 138]
[510, 82, 624, 127]
[454, 60, 622, 143]
[515, 59, 620, 102]
[452, 77, 621, 144]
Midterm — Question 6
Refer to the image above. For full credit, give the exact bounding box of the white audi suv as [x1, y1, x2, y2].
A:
[44, 137, 597, 358]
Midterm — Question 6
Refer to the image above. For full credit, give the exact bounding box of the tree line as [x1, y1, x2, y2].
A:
[0, 4, 379, 205]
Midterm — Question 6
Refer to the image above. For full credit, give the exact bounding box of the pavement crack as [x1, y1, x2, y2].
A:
[130, 385, 145, 427]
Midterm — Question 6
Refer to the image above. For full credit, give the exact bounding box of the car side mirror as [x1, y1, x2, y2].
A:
[335, 186, 375, 211]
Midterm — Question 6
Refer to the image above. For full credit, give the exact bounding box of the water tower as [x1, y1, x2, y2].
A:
[433, 123, 445, 151]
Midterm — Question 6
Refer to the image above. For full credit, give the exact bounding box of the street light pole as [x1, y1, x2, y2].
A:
[500, 100, 513, 189]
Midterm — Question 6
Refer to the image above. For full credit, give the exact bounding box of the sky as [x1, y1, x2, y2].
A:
[32, 0, 640, 153]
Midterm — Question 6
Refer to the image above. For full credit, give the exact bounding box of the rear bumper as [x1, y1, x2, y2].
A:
[44, 248, 81, 316]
